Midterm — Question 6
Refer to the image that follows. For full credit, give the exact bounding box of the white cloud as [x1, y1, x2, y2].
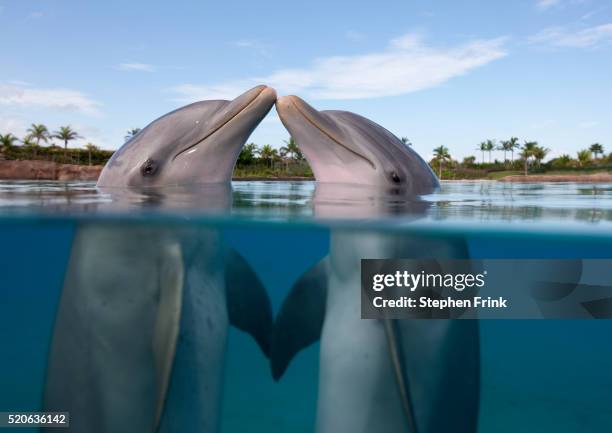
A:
[345, 30, 365, 41]
[0, 82, 101, 115]
[68, 123, 114, 149]
[536, 0, 561, 10]
[232, 39, 258, 48]
[581, 10, 597, 20]
[28, 11, 44, 19]
[7, 80, 32, 87]
[115, 63, 155, 72]
[579, 120, 599, 128]
[0, 117, 27, 137]
[230, 39, 272, 58]
[170, 33, 508, 102]
[529, 23, 612, 48]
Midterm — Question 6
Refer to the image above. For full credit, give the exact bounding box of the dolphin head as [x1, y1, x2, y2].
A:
[97, 85, 277, 187]
[276, 95, 439, 194]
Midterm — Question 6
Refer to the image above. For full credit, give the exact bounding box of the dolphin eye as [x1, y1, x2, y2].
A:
[141, 158, 158, 177]
[390, 171, 402, 184]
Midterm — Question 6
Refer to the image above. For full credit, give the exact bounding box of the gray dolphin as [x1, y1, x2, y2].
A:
[44, 86, 277, 433]
[272, 96, 480, 433]
[275, 95, 438, 192]
[98, 84, 276, 187]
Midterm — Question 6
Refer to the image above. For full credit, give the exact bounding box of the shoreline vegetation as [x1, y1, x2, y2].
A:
[0, 126, 610, 182]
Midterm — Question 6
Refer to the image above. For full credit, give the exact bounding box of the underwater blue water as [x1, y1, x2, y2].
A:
[0, 180, 611, 432]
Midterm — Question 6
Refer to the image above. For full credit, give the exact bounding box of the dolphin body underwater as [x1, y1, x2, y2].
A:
[44, 85, 277, 433]
[272, 95, 480, 433]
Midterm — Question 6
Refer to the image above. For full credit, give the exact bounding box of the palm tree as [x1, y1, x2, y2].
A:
[125, 128, 141, 142]
[85, 143, 99, 166]
[401, 137, 412, 146]
[532, 146, 549, 167]
[508, 137, 520, 163]
[577, 149, 592, 167]
[433, 145, 451, 179]
[589, 143, 604, 160]
[552, 154, 572, 168]
[26, 124, 50, 147]
[484, 139, 495, 163]
[238, 143, 258, 166]
[478, 141, 488, 164]
[280, 137, 303, 161]
[53, 126, 81, 158]
[498, 140, 510, 163]
[0, 133, 19, 152]
[520, 141, 538, 176]
[22, 136, 39, 158]
[258, 144, 278, 168]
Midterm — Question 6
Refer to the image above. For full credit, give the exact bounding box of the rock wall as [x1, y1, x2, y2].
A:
[0, 160, 103, 181]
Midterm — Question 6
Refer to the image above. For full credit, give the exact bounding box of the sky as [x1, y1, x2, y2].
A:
[1, 0, 611, 161]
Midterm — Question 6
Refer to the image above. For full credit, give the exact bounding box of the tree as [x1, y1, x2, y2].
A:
[238, 142, 258, 166]
[401, 137, 412, 146]
[125, 128, 141, 142]
[22, 136, 40, 158]
[498, 140, 510, 163]
[508, 137, 520, 163]
[484, 139, 495, 163]
[462, 155, 476, 166]
[258, 144, 278, 167]
[589, 143, 604, 160]
[478, 141, 488, 164]
[532, 146, 549, 167]
[550, 154, 572, 169]
[0, 133, 19, 152]
[433, 145, 451, 179]
[27, 124, 50, 147]
[280, 137, 303, 161]
[520, 141, 538, 176]
[577, 149, 592, 167]
[499, 138, 518, 164]
[85, 143, 99, 166]
[53, 126, 81, 158]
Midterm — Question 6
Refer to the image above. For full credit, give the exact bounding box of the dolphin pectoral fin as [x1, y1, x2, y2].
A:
[152, 244, 184, 432]
[383, 319, 419, 433]
[225, 249, 274, 358]
[270, 258, 329, 381]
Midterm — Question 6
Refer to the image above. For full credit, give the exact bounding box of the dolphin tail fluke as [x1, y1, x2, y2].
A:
[270, 258, 328, 381]
[225, 249, 274, 357]
[152, 243, 185, 432]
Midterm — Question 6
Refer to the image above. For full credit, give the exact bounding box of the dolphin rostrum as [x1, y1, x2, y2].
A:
[44, 86, 277, 433]
[272, 95, 480, 433]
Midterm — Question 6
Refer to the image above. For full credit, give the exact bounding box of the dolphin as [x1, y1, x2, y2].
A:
[275, 95, 438, 191]
[44, 85, 277, 433]
[98, 85, 276, 187]
[271, 96, 480, 433]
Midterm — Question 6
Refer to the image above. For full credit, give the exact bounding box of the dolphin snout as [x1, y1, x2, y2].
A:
[258, 85, 278, 105]
[275, 95, 298, 109]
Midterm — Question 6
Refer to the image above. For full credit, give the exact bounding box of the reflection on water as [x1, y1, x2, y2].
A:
[1, 180, 612, 226]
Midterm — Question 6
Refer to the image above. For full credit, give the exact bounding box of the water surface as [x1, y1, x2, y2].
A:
[0, 180, 610, 433]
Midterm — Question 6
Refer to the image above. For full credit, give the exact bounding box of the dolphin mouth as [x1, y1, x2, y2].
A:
[277, 96, 375, 169]
[173, 85, 275, 161]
